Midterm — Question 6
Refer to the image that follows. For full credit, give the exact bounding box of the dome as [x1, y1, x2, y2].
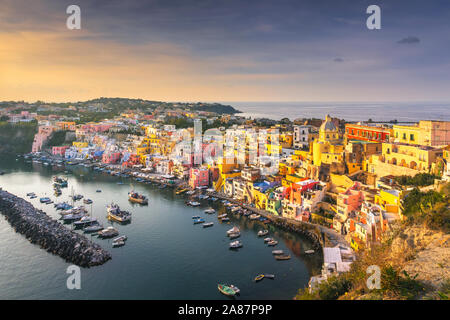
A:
[320, 115, 337, 132]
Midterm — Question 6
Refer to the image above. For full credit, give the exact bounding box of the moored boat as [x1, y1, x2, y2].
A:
[229, 240, 243, 249]
[228, 232, 240, 239]
[275, 254, 291, 260]
[193, 218, 205, 224]
[202, 222, 214, 228]
[107, 203, 132, 223]
[128, 191, 148, 205]
[97, 226, 119, 238]
[204, 208, 215, 214]
[267, 240, 278, 246]
[217, 284, 236, 297]
[305, 250, 315, 254]
[226, 226, 240, 235]
[272, 250, 284, 255]
[254, 274, 264, 282]
[257, 230, 269, 237]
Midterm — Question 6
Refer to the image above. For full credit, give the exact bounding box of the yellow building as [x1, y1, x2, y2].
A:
[393, 120, 450, 147]
[312, 115, 344, 166]
[374, 189, 404, 216]
[72, 141, 88, 150]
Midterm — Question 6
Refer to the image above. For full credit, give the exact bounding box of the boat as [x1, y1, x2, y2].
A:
[272, 250, 284, 255]
[83, 221, 103, 233]
[227, 226, 240, 235]
[97, 227, 119, 238]
[257, 230, 269, 237]
[221, 217, 230, 222]
[228, 232, 240, 239]
[175, 188, 188, 195]
[73, 216, 97, 228]
[249, 214, 260, 220]
[96, 189, 102, 193]
[204, 208, 216, 214]
[267, 240, 278, 246]
[229, 240, 243, 249]
[83, 199, 93, 204]
[26, 192, 35, 197]
[304, 250, 315, 254]
[254, 274, 265, 282]
[128, 191, 148, 205]
[192, 215, 201, 219]
[187, 201, 200, 207]
[217, 284, 236, 297]
[264, 237, 273, 243]
[263, 274, 275, 279]
[113, 235, 128, 242]
[202, 222, 214, 228]
[72, 194, 83, 201]
[112, 240, 125, 248]
[193, 218, 205, 224]
[218, 213, 227, 219]
[107, 203, 132, 223]
[275, 254, 291, 260]
[54, 188, 62, 196]
[39, 197, 51, 204]
[62, 213, 86, 222]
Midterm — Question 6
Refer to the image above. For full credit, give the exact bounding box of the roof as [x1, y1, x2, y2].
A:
[323, 247, 342, 265]
[320, 115, 337, 132]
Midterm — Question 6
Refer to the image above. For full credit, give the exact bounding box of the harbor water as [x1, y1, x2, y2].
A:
[0, 157, 322, 299]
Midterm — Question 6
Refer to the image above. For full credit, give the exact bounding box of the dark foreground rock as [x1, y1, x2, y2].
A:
[0, 189, 111, 267]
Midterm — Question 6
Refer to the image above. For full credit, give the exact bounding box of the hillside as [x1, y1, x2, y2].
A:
[0, 121, 38, 155]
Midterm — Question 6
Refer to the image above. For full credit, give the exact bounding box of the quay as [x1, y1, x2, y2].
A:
[0, 189, 111, 267]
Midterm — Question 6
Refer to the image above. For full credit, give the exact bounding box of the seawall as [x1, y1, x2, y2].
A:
[0, 189, 111, 267]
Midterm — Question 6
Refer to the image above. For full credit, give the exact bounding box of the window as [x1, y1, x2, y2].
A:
[403, 133, 406, 140]
[410, 134, 415, 141]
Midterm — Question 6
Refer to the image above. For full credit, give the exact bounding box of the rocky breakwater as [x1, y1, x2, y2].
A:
[0, 190, 111, 267]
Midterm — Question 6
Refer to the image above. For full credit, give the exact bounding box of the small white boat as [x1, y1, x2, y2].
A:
[264, 237, 273, 243]
[257, 230, 269, 237]
[229, 240, 243, 249]
[267, 240, 278, 246]
[305, 250, 315, 254]
[113, 235, 128, 242]
[227, 226, 240, 235]
[272, 250, 284, 255]
[228, 232, 240, 239]
[112, 240, 125, 248]
[204, 208, 216, 214]
[218, 213, 227, 219]
[202, 222, 214, 228]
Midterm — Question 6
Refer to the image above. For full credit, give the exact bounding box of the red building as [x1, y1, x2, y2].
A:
[102, 152, 121, 164]
[189, 167, 210, 189]
[52, 146, 69, 156]
[345, 123, 392, 143]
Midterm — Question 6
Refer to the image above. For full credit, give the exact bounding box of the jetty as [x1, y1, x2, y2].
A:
[0, 189, 111, 267]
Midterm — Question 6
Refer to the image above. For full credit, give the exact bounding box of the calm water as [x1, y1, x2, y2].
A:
[225, 101, 450, 122]
[0, 158, 321, 300]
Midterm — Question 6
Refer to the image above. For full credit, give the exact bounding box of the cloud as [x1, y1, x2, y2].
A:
[397, 36, 420, 44]
[333, 58, 344, 62]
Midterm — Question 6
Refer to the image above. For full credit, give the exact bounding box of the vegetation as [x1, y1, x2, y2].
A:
[0, 121, 38, 155]
[395, 173, 439, 187]
[402, 184, 450, 232]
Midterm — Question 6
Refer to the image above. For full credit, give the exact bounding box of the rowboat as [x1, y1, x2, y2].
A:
[254, 274, 264, 282]
[217, 284, 236, 297]
[193, 218, 205, 224]
[202, 222, 214, 228]
[275, 254, 291, 260]
[257, 230, 269, 237]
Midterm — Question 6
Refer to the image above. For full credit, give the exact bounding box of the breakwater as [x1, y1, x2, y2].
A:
[0, 189, 111, 267]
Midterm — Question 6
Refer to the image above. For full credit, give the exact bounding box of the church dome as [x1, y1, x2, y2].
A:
[320, 115, 337, 132]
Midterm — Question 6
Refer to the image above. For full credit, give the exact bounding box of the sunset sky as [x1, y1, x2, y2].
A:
[1, 0, 450, 103]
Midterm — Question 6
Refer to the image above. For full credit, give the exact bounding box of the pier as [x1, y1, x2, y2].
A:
[0, 189, 111, 267]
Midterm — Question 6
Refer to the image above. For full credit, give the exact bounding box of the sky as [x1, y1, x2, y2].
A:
[0, 0, 450, 103]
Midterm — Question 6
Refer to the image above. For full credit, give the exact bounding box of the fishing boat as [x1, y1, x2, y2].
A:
[217, 284, 236, 297]
[305, 250, 315, 254]
[107, 203, 132, 223]
[254, 274, 265, 282]
[272, 250, 284, 255]
[202, 222, 214, 228]
[193, 218, 205, 224]
[204, 208, 216, 214]
[97, 226, 119, 238]
[257, 230, 269, 237]
[229, 240, 243, 249]
[275, 254, 291, 260]
[128, 191, 148, 205]
[267, 240, 278, 246]
[226, 226, 240, 235]
[62, 213, 86, 222]
[73, 216, 97, 228]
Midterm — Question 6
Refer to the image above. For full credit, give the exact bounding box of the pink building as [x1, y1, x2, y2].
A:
[81, 123, 113, 133]
[32, 125, 55, 153]
[189, 167, 210, 189]
[336, 182, 364, 220]
[52, 146, 69, 156]
[102, 152, 122, 164]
